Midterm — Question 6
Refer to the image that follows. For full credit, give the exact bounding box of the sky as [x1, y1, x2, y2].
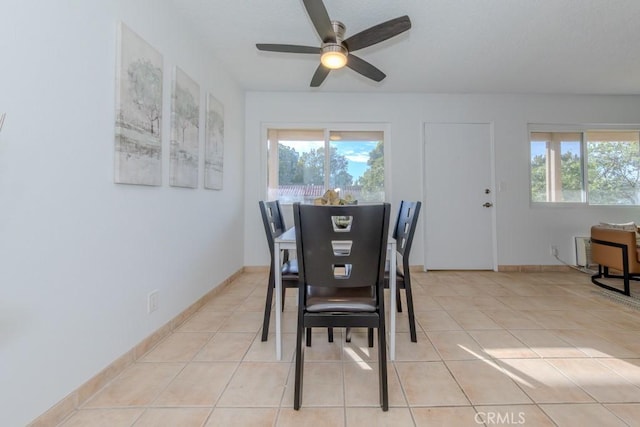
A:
[280, 140, 377, 179]
[530, 140, 580, 159]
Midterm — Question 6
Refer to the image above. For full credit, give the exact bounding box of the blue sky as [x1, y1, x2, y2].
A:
[530, 140, 580, 159]
[531, 141, 546, 158]
[334, 140, 377, 178]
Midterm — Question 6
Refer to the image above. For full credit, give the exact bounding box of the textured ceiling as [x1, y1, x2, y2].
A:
[170, 0, 640, 94]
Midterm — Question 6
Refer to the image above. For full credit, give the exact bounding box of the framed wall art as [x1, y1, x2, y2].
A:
[169, 66, 200, 188]
[204, 93, 224, 190]
[114, 23, 163, 186]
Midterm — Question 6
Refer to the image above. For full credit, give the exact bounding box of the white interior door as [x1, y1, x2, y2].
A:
[424, 123, 495, 270]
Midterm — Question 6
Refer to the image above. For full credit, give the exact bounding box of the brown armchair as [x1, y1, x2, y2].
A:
[590, 225, 640, 296]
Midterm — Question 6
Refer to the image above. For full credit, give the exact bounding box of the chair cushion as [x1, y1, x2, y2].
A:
[306, 286, 376, 313]
[599, 221, 637, 232]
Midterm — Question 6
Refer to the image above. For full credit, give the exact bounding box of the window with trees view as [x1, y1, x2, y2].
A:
[267, 128, 385, 204]
[530, 130, 640, 205]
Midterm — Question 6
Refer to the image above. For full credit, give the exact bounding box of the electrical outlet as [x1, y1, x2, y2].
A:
[148, 290, 159, 314]
[550, 245, 558, 257]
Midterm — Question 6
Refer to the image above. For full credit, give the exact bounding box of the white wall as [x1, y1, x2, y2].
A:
[244, 92, 640, 268]
[0, 1, 245, 425]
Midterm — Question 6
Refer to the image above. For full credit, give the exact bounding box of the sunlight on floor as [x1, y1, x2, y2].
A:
[343, 347, 372, 370]
[459, 344, 535, 388]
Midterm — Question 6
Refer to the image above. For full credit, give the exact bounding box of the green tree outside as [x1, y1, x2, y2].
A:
[530, 141, 640, 204]
[276, 141, 385, 202]
[297, 147, 325, 185]
[588, 141, 640, 204]
[328, 146, 353, 189]
[358, 141, 384, 200]
[278, 144, 353, 186]
[278, 144, 300, 185]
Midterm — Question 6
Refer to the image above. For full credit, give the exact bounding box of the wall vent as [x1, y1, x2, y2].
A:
[575, 236, 592, 267]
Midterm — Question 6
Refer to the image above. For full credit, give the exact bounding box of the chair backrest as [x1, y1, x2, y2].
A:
[259, 200, 287, 257]
[293, 203, 390, 291]
[393, 201, 422, 263]
[591, 225, 640, 272]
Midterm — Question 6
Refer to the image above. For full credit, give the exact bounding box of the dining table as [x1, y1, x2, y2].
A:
[273, 226, 397, 361]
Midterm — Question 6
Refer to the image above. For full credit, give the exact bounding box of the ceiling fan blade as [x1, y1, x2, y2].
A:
[256, 44, 321, 54]
[346, 54, 386, 82]
[302, 0, 335, 43]
[310, 64, 331, 87]
[344, 15, 411, 52]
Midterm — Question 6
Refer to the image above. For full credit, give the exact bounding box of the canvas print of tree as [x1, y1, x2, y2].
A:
[204, 93, 224, 190]
[170, 67, 200, 188]
[114, 23, 163, 185]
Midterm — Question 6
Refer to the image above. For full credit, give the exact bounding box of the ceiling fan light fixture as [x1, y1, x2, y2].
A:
[321, 44, 348, 69]
[255, 2, 411, 86]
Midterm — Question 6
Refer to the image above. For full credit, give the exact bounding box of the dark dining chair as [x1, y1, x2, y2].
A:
[258, 200, 299, 342]
[385, 200, 421, 342]
[292, 202, 391, 411]
[259, 200, 334, 343]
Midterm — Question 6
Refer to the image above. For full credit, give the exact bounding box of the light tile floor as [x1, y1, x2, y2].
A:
[58, 271, 640, 426]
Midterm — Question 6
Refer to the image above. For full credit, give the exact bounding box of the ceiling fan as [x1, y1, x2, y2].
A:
[256, 0, 411, 87]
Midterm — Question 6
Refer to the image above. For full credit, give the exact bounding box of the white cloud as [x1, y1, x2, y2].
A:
[345, 154, 369, 163]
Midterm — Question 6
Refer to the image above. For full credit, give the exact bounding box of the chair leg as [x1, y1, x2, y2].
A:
[261, 269, 275, 342]
[624, 274, 631, 296]
[396, 286, 402, 312]
[281, 286, 287, 311]
[377, 322, 389, 411]
[346, 328, 371, 345]
[592, 264, 637, 297]
[404, 277, 418, 343]
[294, 319, 305, 410]
[305, 328, 335, 346]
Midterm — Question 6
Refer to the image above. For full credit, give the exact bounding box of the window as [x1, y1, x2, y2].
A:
[530, 128, 640, 205]
[267, 128, 385, 204]
[530, 132, 583, 203]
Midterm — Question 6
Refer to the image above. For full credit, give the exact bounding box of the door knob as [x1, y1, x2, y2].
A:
[483, 202, 493, 208]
